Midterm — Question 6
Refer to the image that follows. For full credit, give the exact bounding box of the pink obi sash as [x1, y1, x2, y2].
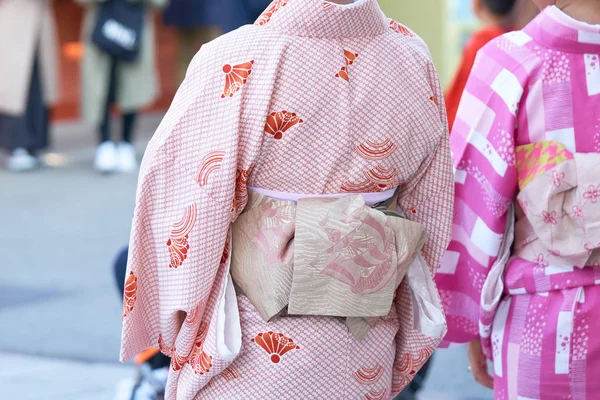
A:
[230, 189, 428, 339]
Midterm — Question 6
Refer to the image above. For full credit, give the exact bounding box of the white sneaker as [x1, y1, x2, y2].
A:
[7, 148, 38, 172]
[94, 141, 118, 173]
[116, 142, 138, 173]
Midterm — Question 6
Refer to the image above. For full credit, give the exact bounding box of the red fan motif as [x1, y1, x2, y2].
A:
[389, 20, 414, 37]
[344, 49, 359, 66]
[221, 60, 254, 98]
[336, 50, 359, 82]
[188, 337, 213, 375]
[353, 364, 384, 385]
[340, 178, 381, 193]
[264, 111, 304, 140]
[251, 331, 300, 363]
[158, 334, 173, 357]
[123, 271, 137, 318]
[222, 366, 241, 381]
[171, 349, 188, 371]
[430, 95, 438, 106]
[167, 203, 197, 269]
[355, 139, 397, 161]
[364, 165, 398, 189]
[232, 168, 251, 219]
[255, 0, 288, 26]
[197, 151, 225, 186]
[363, 388, 387, 400]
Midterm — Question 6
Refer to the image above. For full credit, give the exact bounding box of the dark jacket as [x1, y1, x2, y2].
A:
[163, 0, 271, 32]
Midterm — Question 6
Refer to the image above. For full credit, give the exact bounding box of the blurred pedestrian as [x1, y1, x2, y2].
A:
[0, 0, 59, 172]
[444, 0, 516, 131]
[512, 0, 539, 29]
[163, 0, 222, 84]
[76, 0, 168, 174]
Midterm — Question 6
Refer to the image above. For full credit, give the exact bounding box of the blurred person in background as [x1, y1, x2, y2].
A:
[163, 0, 222, 84]
[0, 0, 59, 172]
[444, 0, 516, 131]
[512, 0, 540, 29]
[164, 0, 273, 84]
[77, 0, 167, 174]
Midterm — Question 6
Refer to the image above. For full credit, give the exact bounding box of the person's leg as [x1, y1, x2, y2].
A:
[94, 59, 118, 172]
[122, 112, 137, 144]
[113, 246, 129, 298]
[5, 48, 41, 171]
[116, 111, 139, 172]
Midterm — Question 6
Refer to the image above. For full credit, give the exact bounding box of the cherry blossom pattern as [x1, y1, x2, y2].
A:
[167, 203, 197, 269]
[221, 60, 254, 98]
[542, 210, 558, 225]
[551, 170, 565, 188]
[264, 110, 304, 140]
[583, 184, 600, 203]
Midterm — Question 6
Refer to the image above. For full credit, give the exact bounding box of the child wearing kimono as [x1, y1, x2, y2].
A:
[119, 0, 454, 398]
[437, 0, 600, 398]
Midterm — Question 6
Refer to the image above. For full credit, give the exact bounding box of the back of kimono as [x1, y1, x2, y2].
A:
[120, 1, 453, 399]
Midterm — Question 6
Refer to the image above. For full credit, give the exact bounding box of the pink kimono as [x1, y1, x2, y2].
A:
[120, 0, 454, 399]
[437, 6, 600, 399]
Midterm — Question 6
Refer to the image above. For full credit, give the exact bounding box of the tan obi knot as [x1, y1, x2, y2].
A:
[230, 190, 427, 339]
[515, 141, 600, 267]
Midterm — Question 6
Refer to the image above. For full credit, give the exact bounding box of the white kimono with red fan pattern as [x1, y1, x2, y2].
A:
[120, 0, 454, 399]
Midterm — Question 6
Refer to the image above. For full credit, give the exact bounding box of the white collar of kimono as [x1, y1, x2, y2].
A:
[264, 0, 388, 39]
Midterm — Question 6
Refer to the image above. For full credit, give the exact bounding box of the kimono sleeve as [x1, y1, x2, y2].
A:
[391, 56, 454, 396]
[434, 42, 522, 346]
[397, 59, 454, 272]
[119, 45, 260, 375]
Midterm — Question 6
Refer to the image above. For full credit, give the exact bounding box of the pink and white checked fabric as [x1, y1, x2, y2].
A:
[120, 0, 453, 398]
[437, 5, 600, 399]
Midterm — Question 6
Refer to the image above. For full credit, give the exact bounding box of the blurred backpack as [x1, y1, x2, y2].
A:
[92, 0, 145, 62]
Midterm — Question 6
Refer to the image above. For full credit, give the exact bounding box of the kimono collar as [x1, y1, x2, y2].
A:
[257, 0, 389, 39]
[524, 6, 600, 54]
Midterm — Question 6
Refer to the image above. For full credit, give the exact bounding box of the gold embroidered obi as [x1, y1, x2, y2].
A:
[230, 190, 427, 339]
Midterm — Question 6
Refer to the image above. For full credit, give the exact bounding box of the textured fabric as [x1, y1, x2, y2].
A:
[120, 0, 453, 399]
[436, 5, 600, 399]
[444, 25, 508, 131]
[230, 190, 429, 340]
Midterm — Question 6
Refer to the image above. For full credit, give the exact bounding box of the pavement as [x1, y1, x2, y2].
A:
[0, 115, 493, 400]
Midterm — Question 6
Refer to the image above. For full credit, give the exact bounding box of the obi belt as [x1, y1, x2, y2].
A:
[229, 188, 439, 340]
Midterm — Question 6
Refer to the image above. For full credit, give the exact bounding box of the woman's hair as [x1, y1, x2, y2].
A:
[484, 0, 517, 16]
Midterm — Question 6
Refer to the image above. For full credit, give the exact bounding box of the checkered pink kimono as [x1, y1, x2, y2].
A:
[436, 6, 600, 399]
[120, 0, 454, 399]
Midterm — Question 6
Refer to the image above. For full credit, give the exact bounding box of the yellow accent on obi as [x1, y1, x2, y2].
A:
[515, 141, 573, 189]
